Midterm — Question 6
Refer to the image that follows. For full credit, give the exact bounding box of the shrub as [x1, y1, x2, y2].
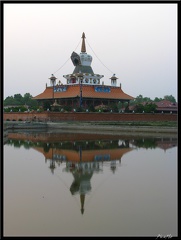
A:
[88, 105, 95, 112]
[64, 105, 73, 112]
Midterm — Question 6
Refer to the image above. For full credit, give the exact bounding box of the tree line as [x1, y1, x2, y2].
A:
[3, 93, 38, 112]
[3, 93, 176, 113]
[129, 94, 176, 105]
[4, 93, 39, 106]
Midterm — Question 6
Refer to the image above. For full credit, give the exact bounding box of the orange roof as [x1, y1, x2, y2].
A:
[33, 84, 134, 100]
[34, 146, 133, 162]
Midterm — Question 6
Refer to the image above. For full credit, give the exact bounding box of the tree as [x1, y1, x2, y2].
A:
[164, 95, 176, 103]
[109, 103, 118, 112]
[144, 103, 157, 113]
[43, 100, 51, 111]
[134, 104, 144, 113]
[88, 105, 95, 112]
[23, 93, 38, 107]
[136, 94, 144, 104]
[3, 96, 14, 106]
[23, 93, 32, 104]
[143, 97, 151, 102]
[132, 95, 150, 105]
[134, 102, 157, 113]
[3, 93, 38, 109]
[14, 94, 23, 104]
[153, 97, 163, 102]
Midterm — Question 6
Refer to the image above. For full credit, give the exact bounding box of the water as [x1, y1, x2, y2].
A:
[3, 130, 178, 237]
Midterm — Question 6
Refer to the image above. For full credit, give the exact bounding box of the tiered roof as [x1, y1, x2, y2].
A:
[33, 84, 134, 100]
[33, 32, 134, 101]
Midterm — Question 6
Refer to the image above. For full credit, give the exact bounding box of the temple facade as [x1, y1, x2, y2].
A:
[33, 33, 134, 111]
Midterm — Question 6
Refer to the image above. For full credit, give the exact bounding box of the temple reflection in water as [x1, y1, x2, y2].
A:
[6, 131, 177, 214]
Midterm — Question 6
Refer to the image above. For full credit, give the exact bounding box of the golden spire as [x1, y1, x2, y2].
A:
[81, 32, 86, 53]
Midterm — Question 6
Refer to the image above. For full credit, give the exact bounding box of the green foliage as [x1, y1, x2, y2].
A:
[129, 100, 134, 106]
[164, 95, 176, 103]
[130, 95, 176, 111]
[4, 106, 27, 112]
[124, 105, 131, 113]
[4, 93, 38, 108]
[134, 104, 145, 113]
[131, 94, 176, 104]
[3, 96, 14, 105]
[133, 139, 157, 149]
[43, 143, 51, 153]
[23, 93, 38, 107]
[76, 106, 85, 112]
[117, 101, 122, 110]
[52, 106, 61, 112]
[3, 92, 177, 114]
[130, 95, 152, 106]
[153, 97, 163, 102]
[14, 94, 23, 104]
[143, 103, 157, 113]
[134, 103, 157, 113]
[88, 105, 95, 112]
[143, 97, 151, 102]
[42, 100, 51, 111]
[64, 105, 73, 112]
[135, 94, 144, 104]
[109, 103, 118, 113]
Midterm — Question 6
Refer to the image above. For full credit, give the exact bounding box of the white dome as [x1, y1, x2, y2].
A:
[79, 53, 92, 66]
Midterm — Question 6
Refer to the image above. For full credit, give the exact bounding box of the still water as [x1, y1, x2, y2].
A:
[4, 130, 177, 237]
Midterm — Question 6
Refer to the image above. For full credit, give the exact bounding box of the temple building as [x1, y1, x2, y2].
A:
[33, 32, 134, 110]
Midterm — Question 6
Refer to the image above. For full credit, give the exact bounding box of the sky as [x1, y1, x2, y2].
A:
[4, 3, 178, 101]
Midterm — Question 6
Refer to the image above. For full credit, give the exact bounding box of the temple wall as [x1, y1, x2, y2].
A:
[3, 112, 177, 122]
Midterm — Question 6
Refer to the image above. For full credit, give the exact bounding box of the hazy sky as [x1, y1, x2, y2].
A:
[4, 3, 177, 100]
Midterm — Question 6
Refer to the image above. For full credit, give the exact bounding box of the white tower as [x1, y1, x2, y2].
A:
[63, 33, 104, 85]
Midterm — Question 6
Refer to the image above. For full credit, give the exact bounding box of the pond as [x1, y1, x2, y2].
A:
[3, 130, 178, 237]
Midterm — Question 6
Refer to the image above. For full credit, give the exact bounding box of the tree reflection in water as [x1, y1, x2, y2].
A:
[4, 130, 177, 237]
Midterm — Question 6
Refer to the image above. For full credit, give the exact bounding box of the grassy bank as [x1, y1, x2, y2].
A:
[66, 121, 177, 127]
